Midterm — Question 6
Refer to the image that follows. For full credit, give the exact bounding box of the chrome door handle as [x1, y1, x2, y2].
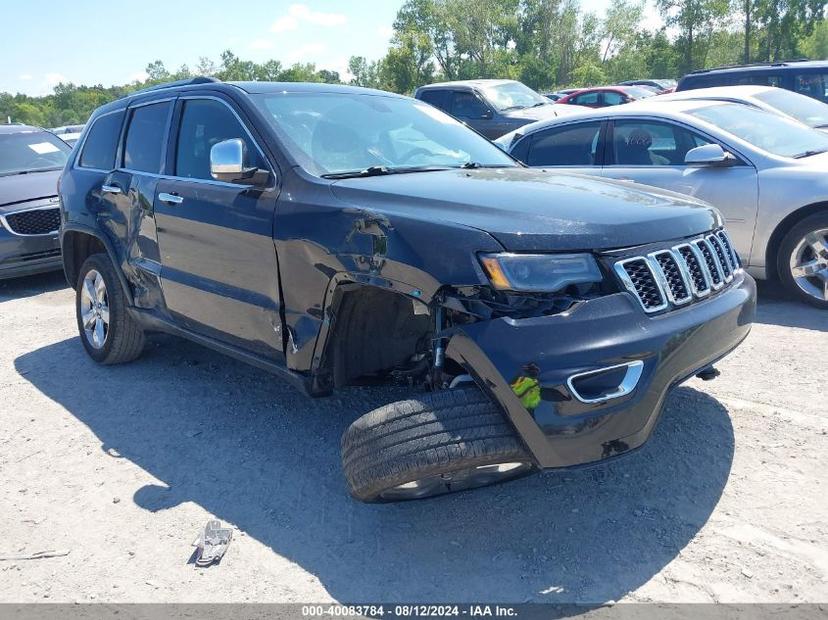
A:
[158, 192, 184, 205]
[101, 184, 121, 194]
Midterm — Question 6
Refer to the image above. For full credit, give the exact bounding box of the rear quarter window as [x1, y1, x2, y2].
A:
[78, 111, 124, 170]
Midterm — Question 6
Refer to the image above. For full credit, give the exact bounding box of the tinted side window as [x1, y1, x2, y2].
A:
[612, 120, 711, 166]
[794, 73, 828, 103]
[175, 99, 265, 181]
[418, 89, 450, 111]
[603, 92, 625, 106]
[79, 111, 124, 170]
[527, 122, 602, 166]
[451, 91, 488, 118]
[573, 92, 599, 106]
[123, 101, 171, 173]
[735, 73, 782, 87]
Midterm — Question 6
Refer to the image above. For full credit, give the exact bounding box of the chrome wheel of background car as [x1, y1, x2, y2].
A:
[378, 461, 533, 501]
[80, 269, 110, 349]
[790, 227, 828, 303]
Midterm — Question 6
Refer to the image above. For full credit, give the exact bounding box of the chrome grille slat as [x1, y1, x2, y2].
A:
[707, 234, 733, 282]
[615, 228, 741, 314]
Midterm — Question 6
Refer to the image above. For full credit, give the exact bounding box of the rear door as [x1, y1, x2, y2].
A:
[601, 117, 759, 259]
[153, 95, 284, 358]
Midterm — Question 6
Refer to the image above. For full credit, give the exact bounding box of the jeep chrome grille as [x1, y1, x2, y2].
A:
[614, 229, 741, 314]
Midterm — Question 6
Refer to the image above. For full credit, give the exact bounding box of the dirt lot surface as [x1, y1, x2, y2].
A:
[0, 272, 825, 604]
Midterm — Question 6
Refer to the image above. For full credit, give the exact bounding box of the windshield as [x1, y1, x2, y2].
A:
[752, 88, 828, 128]
[623, 86, 658, 99]
[253, 92, 517, 177]
[478, 81, 549, 111]
[689, 102, 828, 158]
[0, 130, 71, 176]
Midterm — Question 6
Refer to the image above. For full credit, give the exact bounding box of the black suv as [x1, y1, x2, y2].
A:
[1, 125, 72, 279]
[677, 60, 828, 103]
[59, 78, 756, 502]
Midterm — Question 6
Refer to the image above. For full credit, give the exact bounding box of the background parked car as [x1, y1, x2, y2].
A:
[414, 79, 587, 139]
[556, 85, 657, 108]
[495, 99, 828, 307]
[676, 60, 828, 104]
[543, 88, 581, 102]
[618, 79, 677, 93]
[50, 124, 85, 146]
[0, 124, 70, 279]
[658, 85, 828, 132]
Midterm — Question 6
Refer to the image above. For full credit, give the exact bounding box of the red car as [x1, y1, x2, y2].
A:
[557, 85, 657, 108]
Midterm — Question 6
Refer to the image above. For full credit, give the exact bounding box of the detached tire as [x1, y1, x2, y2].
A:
[75, 253, 145, 364]
[342, 388, 534, 502]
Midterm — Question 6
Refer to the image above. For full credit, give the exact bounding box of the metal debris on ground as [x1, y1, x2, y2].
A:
[191, 520, 232, 567]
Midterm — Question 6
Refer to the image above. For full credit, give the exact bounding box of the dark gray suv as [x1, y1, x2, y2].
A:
[59, 78, 755, 502]
[414, 79, 586, 139]
[0, 125, 71, 279]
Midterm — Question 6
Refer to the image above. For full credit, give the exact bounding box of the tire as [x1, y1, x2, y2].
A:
[75, 253, 145, 364]
[777, 212, 828, 309]
[341, 388, 534, 502]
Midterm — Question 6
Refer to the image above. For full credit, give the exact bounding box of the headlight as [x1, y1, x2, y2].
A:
[479, 253, 603, 292]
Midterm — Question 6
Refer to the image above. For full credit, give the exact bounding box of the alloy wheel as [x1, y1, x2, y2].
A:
[789, 227, 828, 303]
[80, 269, 110, 349]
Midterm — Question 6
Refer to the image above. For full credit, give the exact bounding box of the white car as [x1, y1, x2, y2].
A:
[496, 99, 828, 307]
[657, 85, 828, 132]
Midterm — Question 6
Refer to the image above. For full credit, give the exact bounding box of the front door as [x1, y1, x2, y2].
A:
[154, 96, 284, 358]
[601, 119, 759, 261]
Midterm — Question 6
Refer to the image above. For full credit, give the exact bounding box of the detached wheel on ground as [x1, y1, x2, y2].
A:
[341, 388, 534, 502]
[75, 253, 145, 364]
[778, 212, 828, 309]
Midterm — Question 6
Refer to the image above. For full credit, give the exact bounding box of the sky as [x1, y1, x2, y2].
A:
[2, 0, 646, 97]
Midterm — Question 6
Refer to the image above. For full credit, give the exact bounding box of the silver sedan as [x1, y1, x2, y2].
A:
[495, 99, 828, 307]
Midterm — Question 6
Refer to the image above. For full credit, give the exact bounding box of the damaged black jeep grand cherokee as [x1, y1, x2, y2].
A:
[59, 78, 756, 502]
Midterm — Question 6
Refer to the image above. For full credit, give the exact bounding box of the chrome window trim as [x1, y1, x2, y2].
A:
[566, 360, 645, 404]
[648, 249, 693, 306]
[0, 203, 61, 237]
[673, 242, 712, 298]
[613, 257, 669, 313]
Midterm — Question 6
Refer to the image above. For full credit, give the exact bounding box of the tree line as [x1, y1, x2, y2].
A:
[3, 0, 827, 127]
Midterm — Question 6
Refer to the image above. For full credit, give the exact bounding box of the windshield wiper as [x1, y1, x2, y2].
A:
[500, 105, 528, 112]
[530, 101, 548, 108]
[321, 165, 452, 179]
[792, 149, 828, 159]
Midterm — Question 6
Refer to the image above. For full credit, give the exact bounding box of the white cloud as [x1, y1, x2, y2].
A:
[128, 71, 149, 83]
[249, 38, 275, 50]
[44, 72, 68, 86]
[270, 4, 346, 33]
[285, 42, 327, 64]
[18, 74, 33, 81]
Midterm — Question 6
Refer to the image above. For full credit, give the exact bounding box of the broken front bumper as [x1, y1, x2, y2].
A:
[446, 271, 756, 469]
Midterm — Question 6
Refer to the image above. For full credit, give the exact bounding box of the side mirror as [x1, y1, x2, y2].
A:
[210, 138, 269, 185]
[685, 143, 736, 167]
[481, 109, 494, 120]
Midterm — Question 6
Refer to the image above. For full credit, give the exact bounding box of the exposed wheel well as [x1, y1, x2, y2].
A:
[766, 202, 828, 280]
[320, 285, 436, 389]
[62, 231, 107, 289]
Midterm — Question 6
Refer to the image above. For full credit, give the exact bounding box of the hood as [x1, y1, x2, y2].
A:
[502, 103, 590, 122]
[0, 169, 61, 208]
[329, 168, 720, 251]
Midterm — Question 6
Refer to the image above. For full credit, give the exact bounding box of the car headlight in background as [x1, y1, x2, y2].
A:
[479, 253, 603, 293]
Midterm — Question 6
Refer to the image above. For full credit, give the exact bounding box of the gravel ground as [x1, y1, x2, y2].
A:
[0, 272, 825, 604]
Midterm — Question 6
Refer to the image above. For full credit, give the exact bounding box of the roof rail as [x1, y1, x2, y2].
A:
[688, 58, 810, 75]
[129, 76, 221, 96]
